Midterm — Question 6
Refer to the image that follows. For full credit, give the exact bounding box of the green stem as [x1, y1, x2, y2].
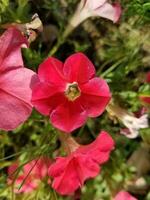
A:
[101, 58, 125, 78]
[48, 24, 74, 56]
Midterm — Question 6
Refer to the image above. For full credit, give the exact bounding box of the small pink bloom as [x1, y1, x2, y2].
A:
[0, 28, 38, 130]
[83, 0, 121, 23]
[48, 131, 114, 195]
[32, 53, 111, 133]
[8, 157, 51, 193]
[70, 0, 121, 28]
[114, 191, 138, 200]
[107, 104, 148, 139]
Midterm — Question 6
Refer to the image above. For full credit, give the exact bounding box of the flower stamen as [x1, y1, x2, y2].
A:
[65, 82, 81, 101]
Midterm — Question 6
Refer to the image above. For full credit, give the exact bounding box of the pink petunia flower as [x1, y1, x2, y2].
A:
[69, 0, 121, 28]
[0, 28, 38, 130]
[8, 157, 51, 193]
[48, 131, 114, 195]
[32, 53, 111, 133]
[114, 191, 138, 200]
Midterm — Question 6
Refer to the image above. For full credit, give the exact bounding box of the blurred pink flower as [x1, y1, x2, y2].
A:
[70, 0, 121, 28]
[0, 28, 38, 131]
[114, 191, 137, 200]
[146, 72, 150, 83]
[107, 103, 148, 139]
[139, 72, 150, 105]
[48, 131, 114, 195]
[32, 53, 111, 133]
[8, 157, 51, 193]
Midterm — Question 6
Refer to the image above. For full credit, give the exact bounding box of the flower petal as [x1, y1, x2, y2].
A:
[78, 131, 114, 164]
[94, 2, 121, 23]
[50, 99, 87, 133]
[38, 57, 66, 87]
[115, 191, 137, 200]
[50, 157, 81, 195]
[0, 28, 28, 72]
[0, 68, 37, 130]
[85, 0, 107, 10]
[80, 78, 111, 117]
[63, 53, 95, 84]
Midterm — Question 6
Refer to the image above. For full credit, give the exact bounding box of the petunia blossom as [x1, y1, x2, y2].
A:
[48, 131, 114, 195]
[69, 0, 121, 28]
[32, 53, 111, 133]
[114, 191, 138, 200]
[107, 103, 149, 138]
[8, 157, 51, 193]
[0, 28, 38, 130]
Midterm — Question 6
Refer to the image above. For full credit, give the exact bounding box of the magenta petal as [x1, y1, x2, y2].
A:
[50, 100, 87, 133]
[80, 78, 111, 117]
[0, 28, 28, 72]
[50, 157, 81, 195]
[0, 68, 37, 130]
[94, 2, 121, 23]
[63, 53, 95, 84]
[32, 81, 66, 115]
[74, 155, 100, 182]
[78, 131, 114, 164]
[38, 57, 66, 86]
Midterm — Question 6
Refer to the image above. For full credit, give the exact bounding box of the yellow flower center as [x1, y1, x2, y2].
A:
[65, 82, 81, 101]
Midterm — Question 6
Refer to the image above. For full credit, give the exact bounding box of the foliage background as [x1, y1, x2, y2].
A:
[0, 0, 150, 199]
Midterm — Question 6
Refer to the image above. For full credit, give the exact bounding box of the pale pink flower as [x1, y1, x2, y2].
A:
[107, 103, 148, 138]
[70, 0, 121, 28]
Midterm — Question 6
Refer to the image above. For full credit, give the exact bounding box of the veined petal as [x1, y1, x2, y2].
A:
[0, 28, 28, 71]
[0, 68, 37, 130]
[63, 53, 95, 84]
[80, 78, 111, 117]
[0, 89, 32, 130]
[50, 99, 87, 133]
[94, 2, 121, 23]
[0, 68, 38, 106]
[78, 131, 114, 164]
[38, 57, 66, 87]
